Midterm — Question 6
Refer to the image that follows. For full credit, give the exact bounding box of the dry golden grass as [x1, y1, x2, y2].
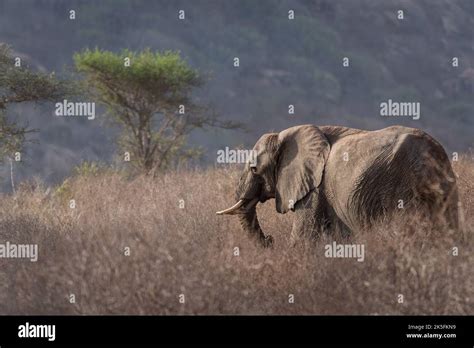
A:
[0, 157, 472, 315]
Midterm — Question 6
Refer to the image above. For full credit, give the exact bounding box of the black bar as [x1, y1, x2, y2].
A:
[0, 315, 472, 346]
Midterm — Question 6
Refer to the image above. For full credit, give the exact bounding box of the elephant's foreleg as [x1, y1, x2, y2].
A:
[290, 189, 328, 245]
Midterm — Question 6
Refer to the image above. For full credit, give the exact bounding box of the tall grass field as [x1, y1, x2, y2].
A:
[0, 157, 472, 315]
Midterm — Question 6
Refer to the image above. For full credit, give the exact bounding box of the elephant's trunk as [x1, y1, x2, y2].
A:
[237, 202, 273, 248]
[216, 169, 273, 247]
[216, 198, 273, 248]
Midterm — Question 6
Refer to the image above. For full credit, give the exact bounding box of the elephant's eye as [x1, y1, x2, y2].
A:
[250, 166, 257, 174]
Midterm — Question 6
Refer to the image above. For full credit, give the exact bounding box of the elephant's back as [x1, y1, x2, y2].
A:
[323, 126, 458, 231]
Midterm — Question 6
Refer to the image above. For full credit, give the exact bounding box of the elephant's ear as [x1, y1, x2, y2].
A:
[275, 125, 330, 214]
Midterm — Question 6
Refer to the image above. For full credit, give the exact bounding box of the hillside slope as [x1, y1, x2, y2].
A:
[0, 0, 472, 186]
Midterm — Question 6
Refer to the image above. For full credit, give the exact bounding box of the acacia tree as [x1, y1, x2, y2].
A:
[0, 44, 72, 160]
[74, 48, 240, 174]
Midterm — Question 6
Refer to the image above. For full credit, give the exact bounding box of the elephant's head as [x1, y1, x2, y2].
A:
[216, 125, 330, 247]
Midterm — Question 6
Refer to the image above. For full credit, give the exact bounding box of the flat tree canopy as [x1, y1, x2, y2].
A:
[74, 48, 240, 174]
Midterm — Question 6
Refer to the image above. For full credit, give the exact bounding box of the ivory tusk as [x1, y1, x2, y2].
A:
[216, 200, 245, 215]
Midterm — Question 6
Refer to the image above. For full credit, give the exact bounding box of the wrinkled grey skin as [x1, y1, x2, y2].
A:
[217, 125, 459, 248]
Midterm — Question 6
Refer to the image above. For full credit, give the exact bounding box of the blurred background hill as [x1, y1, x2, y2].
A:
[0, 0, 472, 188]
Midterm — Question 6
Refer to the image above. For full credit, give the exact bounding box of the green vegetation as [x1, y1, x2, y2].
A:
[0, 44, 72, 161]
[74, 48, 241, 174]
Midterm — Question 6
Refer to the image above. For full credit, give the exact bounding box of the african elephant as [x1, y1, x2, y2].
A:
[216, 125, 459, 247]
